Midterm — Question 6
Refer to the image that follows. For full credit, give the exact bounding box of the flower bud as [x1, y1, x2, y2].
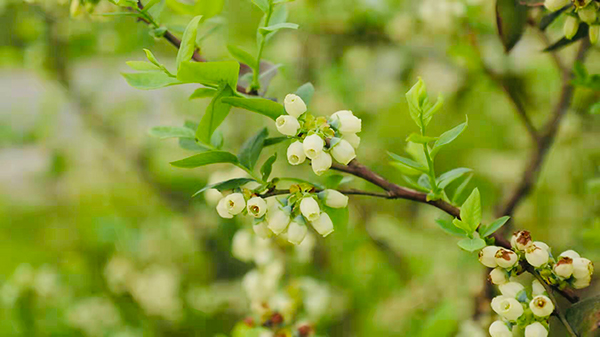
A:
[533, 241, 551, 254]
[247, 197, 268, 218]
[311, 212, 334, 237]
[529, 295, 554, 317]
[331, 110, 362, 134]
[578, 5, 598, 24]
[300, 197, 321, 221]
[284, 94, 307, 118]
[532, 279, 546, 297]
[554, 257, 574, 278]
[216, 197, 234, 219]
[544, 0, 570, 11]
[287, 141, 306, 165]
[276, 115, 300, 136]
[512, 231, 533, 251]
[268, 207, 291, 235]
[499, 282, 525, 298]
[232, 230, 254, 262]
[559, 250, 580, 260]
[590, 25, 600, 44]
[331, 139, 356, 165]
[495, 248, 519, 269]
[311, 152, 332, 176]
[287, 217, 308, 245]
[489, 267, 509, 285]
[573, 274, 591, 289]
[491, 296, 524, 321]
[223, 193, 246, 215]
[344, 133, 361, 149]
[479, 246, 501, 268]
[489, 320, 512, 337]
[564, 16, 580, 40]
[525, 245, 549, 268]
[572, 257, 593, 279]
[525, 322, 548, 337]
[319, 189, 349, 208]
[253, 219, 272, 239]
[303, 134, 324, 159]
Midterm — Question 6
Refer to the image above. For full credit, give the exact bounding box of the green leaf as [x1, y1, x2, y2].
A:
[452, 173, 473, 205]
[437, 168, 473, 189]
[431, 118, 468, 158]
[149, 126, 195, 139]
[418, 174, 432, 190]
[405, 78, 428, 131]
[401, 175, 431, 192]
[142, 0, 162, 11]
[192, 177, 256, 197]
[295, 82, 315, 106]
[221, 97, 285, 121]
[460, 188, 481, 233]
[406, 133, 438, 144]
[250, 0, 269, 12]
[457, 237, 486, 252]
[391, 161, 423, 177]
[422, 94, 444, 127]
[179, 138, 208, 151]
[122, 72, 182, 90]
[452, 219, 470, 234]
[264, 137, 288, 147]
[143, 49, 173, 76]
[176, 15, 203, 70]
[189, 87, 218, 99]
[177, 61, 240, 90]
[126, 61, 160, 71]
[196, 84, 235, 144]
[479, 216, 510, 238]
[238, 128, 268, 170]
[496, 0, 528, 52]
[211, 130, 224, 149]
[170, 150, 239, 168]
[435, 218, 468, 237]
[260, 153, 277, 181]
[388, 152, 428, 173]
[259, 23, 299, 34]
[227, 45, 257, 69]
[566, 295, 600, 336]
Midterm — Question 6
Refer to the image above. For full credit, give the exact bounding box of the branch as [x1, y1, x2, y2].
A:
[261, 188, 390, 199]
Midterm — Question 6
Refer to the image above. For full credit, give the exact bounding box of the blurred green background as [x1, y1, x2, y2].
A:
[1, 0, 599, 336]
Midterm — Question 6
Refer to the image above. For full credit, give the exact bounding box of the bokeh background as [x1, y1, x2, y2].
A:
[1, 0, 600, 336]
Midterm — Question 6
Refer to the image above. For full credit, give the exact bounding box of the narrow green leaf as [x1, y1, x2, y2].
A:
[170, 151, 239, 168]
[458, 237, 486, 252]
[390, 161, 423, 177]
[227, 45, 257, 69]
[406, 133, 438, 144]
[192, 177, 255, 197]
[177, 61, 240, 90]
[418, 174, 432, 191]
[480, 216, 511, 238]
[422, 94, 444, 127]
[238, 128, 268, 170]
[435, 218, 467, 237]
[260, 153, 277, 181]
[496, 0, 528, 52]
[452, 219, 470, 234]
[122, 72, 182, 90]
[259, 22, 299, 33]
[460, 188, 481, 233]
[196, 84, 235, 144]
[405, 78, 427, 131]
[149, 126, 195, 139]
[211, 130, 224, 149]
[431, 118, 468, 157]
[388, 152, 428, 173]
[295, 82, 315, 106]
[176, 15, 203, 70]
[189, 87, 218, 99]
[250, 0, 269, 12]
[401, 175, 430, 192]
[221, 97, 284, 121]
[179, 138, 209, 151]
[264, 137, 288, 147]
[437, 168, 473, 189]
[452, 173, 473, 205]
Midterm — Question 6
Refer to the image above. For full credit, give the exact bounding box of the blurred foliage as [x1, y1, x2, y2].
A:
[0, 0, 599, 336]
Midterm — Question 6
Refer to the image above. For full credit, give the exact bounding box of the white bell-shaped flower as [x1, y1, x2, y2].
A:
[331, 110, 362, 134]
[479, 246, 501, 268]
[559, 250, 580, 260]
[573, 274, 591, 289]
[331, 139, 356, 165]
[511, 230, 533, 251]
[491, 296, 524, 321]
[525, 245, 550, 268]
[224, 193, 246, 215]
[287, 141, 306, 165]
[319, 189, 348, 208]
[489, 320, 512, 337]
[495, 248, 519, 268]
[311, 152, 332, 176]
[247, 197, 268, 218]
[311, 212, 334, 237]
[344, 133, 361, 149]
[533, 241, 550, 254]
[543, 0, 570, 11]
[276, 115, 300, 136]
[532, 279, 546, 297]
[300, 197, 321, 222]
[284, 94, 307, 118]
[253, 219, 272, 239]
[489, 267, 508, 285]
[303, 134, 324, 159]
[529, 295, 554, 317]
[287, 217, 308, 245]
[499, 282, 525, 298]
[216, 197, 234, 219]
[572, 257, 593, 279]
[564, 16, 580, 40]
[268, 206, 291, 235]
[578, 5, 598, 24]
[554, 257, 574, 279]
[525, 322, 548, 337]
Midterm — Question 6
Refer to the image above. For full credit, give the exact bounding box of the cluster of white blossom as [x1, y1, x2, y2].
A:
[216, 187, 348, 245]
[479, 231, 594, 337]
[545, 0, 599, 44]
[277, 94, 361, 175]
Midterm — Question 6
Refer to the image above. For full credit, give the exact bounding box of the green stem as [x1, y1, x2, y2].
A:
[251, 4, 273, 92]
[419, 120, 438, 194]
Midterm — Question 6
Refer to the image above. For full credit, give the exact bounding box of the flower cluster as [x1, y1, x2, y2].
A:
[277, 94, 362, 175]
[479, 231, 594, 337]
[216, 185, 348, 245]
[545, 0, 599, 44]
